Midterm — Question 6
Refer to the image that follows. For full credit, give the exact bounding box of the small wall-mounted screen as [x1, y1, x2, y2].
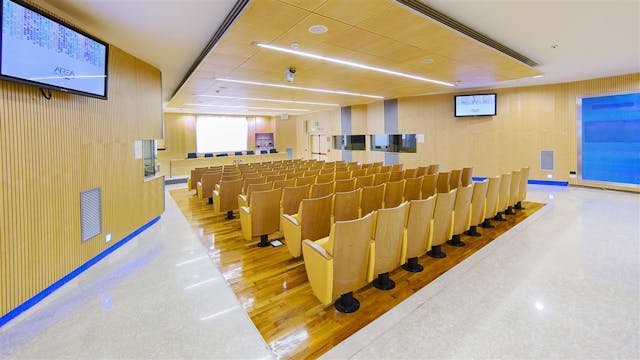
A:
[333, 135, 366, 150]
[370, 134, 416, 153]
[455, 93, 496, 117]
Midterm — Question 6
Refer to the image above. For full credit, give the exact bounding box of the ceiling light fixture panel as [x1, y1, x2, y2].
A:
[184, 103, 310, 112]
[215, 78, 384, 99]
[196, 94, 338, 106]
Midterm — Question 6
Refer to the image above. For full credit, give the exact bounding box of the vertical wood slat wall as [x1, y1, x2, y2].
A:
[0, 41, 164, 318]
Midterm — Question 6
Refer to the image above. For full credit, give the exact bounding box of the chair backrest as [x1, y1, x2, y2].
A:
[373, 172, 391, 185]
[518, 166, 530, 204]
[391, 164, 403, 171]
[373, 202, 408, 275]
[379, 165, 392, 173]
[310, 182, 334, 198]
[296, 176, 316, 186]
[403, 176, 423, 202]
[427, 164, 440, 175]
[361, 163, 373, 169]
[403, 168, 417, 179]
[484, 176, 501, 219]
[449, 169, 462, 190]
[334, 170, 351, 180]
[421, 173, 437, 199]
[286, 171, 305, 180]
[304, 170, 320, 177]
[365, 167, 379, 176]
[330, 212, 375, 298]
[509, 170, 521, 207]
[316, 173, 334, 183]
[190, 168, 208, 190]
[384, 180, 405, 209]
[319, 168, 334, 174]
[461, 167, 473, 187]
[266, 174, 286, 182]
[452, 183, 475, 236]
[218, 179, 244, 212]
[201, 172, 222, 198]
[432, 189, 457, 247]
[242, 176, 267, 193]
[281, 184, 311, 215]
[333, 188, 361, 222]
[248, 188, 283, 236]
[389, 170, 404, 182]
[273, 178, 296, 189]
[360, 184, 385, 217]
[497, 173, 512, 212]
[299, 194, 334, 241]
[244, 182, 274, 204]
[355, 175, 374, 188]
[436, 171, 450, 193]
[334, 178, 356, 193]
[405, 196, 437, 259]
[221, 173, 242, 182]
[351, 168, 367, 177]
[415, 166, 427, 177]
[469, 179, 489, 227]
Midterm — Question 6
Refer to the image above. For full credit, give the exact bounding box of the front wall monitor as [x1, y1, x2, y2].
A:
[455, 93, 496, 117]
[0, 0, 108, 99]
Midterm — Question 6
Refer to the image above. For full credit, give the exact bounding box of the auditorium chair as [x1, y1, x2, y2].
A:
[481, 176, 501, 229]
[401, 196, 436, 272]
[355, 175, 374, 188]
[403, 168, 417, 179]
[516, 167, 530, 209]
[296, 176, 317, 186]
[304, 170, 321, 177]
[334, 170, 351, 180]
[494, 173, 512, 221]
[421, 174, 437, 198]
[188, 167, 209, 191]
[365, 167, 379, 176]
[427, 189, 457, 258]
[427, 164, 440, 175]
[465, 179, 489, 237]
[447, 183, 474, 247]
[282, 194, 333, 258]
[371, 202, 408, 290]
[505, 170, 520, 215]
[461, 167, 473, 187]
[319, 168, 334, 174]
[404, 176, 423, 202]
[280, 184, 311, 218]
[316, 173, 334, 183]
[238, 182, 273, 208]
[266, 174, 286, 182]
[383, 180, 405, 209]
[379, 165, 392, 173]
[333, 188, 361, 222]
[449, 169, 462, 190]
[389, 170, 404, 182]
[272, 178, 296, 189]
[351, 168, 367, 177]
[240, 188, 283, 247]
[436, 171, 451, 193]
[360, 183, 385, 217]
[391, 164, 403, 171]
[212, 178, 243, 220]
[286, 171, 305, 180]
[334, 178, 356, 193]
[361, 163, 373, 169]
[415, 166, 428, 177]
[310, 182, 334, 198]
[302, 212, 375, 313]
[373, 172, 391, 186]
[197, 172, 222, 203]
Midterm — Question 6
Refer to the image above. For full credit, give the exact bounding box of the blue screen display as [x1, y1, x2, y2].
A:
[581, 93, 640, 185]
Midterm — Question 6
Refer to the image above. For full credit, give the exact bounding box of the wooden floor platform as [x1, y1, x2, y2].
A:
[169, 188, 543, 359]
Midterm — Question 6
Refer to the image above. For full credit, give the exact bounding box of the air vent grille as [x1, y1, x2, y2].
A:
[80, 187, 102, 242]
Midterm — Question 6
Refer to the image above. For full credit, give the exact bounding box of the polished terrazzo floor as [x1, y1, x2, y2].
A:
[0, 184, 638, 359]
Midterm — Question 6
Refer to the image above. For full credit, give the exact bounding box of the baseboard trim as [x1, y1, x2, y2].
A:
[472, 177, 568, 186]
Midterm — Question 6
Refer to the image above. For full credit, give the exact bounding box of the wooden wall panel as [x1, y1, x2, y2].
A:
[0, 40, 163, 318]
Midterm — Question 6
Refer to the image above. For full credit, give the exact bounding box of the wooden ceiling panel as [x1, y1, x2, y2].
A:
[278, 0, 329, 12]
[314, 0, 396, 27]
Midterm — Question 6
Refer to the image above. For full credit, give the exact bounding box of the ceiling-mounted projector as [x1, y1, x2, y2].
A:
[285, 66, 296, 82]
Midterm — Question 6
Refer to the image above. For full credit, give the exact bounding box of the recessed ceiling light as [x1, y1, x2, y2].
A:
[422, 59, 434, 64]
[196, 94, 338, 106]
[184, 103, 310, 112]
[533, 75, 544, 78]
[216, 78, 384, 99]
[253, 42, 455, 87]
[308, 25, 328, 34]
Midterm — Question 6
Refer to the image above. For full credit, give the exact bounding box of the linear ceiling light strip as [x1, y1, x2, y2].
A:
[216, 78, 385, 99]
[170, 0, 251, 98]
[254, 42, 455, 87]
[196, 95, 338, 106]
[184, 103, 309, 112]
[395, 0, 539, 67]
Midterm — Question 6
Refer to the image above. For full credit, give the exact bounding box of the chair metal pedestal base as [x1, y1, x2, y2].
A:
[464, 225, 482, 237]
[226, 211, 235, 220]
[494, 212, 506, 221]
[505, 206, 515, 215]
[515, 201, 524, 210]
[372, 272, 396, 290]
[257, 234, 271, 248]
[447, 234, 466, 247]
[335, 292, 360, 313]
[402, 257, 424, 273]
[480, 218, 495, 228]
[427, 245, 446, 258]
[208, 198, 213, 205]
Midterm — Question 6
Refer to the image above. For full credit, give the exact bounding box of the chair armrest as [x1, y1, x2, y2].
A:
[282, 213, 299, 226]
[303, 239, 331, 260]
[240, 206, 250, 215]
[302, 240, 334, 305]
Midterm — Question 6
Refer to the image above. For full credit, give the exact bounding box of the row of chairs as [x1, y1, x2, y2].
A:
[300, 166, 530, 313]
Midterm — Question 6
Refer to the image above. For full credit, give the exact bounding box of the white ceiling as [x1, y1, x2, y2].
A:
[41, 0, 639, 110]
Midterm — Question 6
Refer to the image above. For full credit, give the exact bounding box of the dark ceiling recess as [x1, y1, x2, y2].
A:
[395, 0, 539, 67]
[171, 0, 251, 98]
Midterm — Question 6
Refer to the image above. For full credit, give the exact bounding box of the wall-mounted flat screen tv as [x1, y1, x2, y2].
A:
[0, 0, 108, 99]
[455, 93, 496, 117]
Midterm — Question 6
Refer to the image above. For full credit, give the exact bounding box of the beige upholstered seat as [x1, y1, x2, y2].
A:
[373, 172, 391, 186]
[334, 178, 356, 193]
[333, 188, 361, 221]
[355, 175, 374, 188]
[506, 170, 520, 215]
[404, 176, 423, 202]
[371, 202, 408, 290]
[427, 189, 457, 258]
[282, 194, 333, 258]
[334, 170, 351, 180]
[389, 170, 404, 182]
[448, 184, 474, 247]
[427, 164, 440, 175]
[436, 171, 451, 193]
[403, 168, 417, 179]
[465, 179, 489, 237]
[494, 173, 512, 221]
[302, 212, 375, 312]
[316, 173, 334, 183]
[401, 196, 436, 272]
[480, 176, 501, 229]
[384, 180, 405, 209]
[296, 176, 316, 186]
[238, 182, 273, 209]
[449, 169, 462, 190]
[360, 184, 385, 217]
[516, 167, 530, 209]
[421, 173, 438, 198]
[212, 178, 244, 219]
[310, 181, 334, 198]
[240, 188, 283, 247]
[198, 172, 222, 203]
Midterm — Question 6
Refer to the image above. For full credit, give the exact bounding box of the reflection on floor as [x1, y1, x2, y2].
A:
[169, 187, 543, 359]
